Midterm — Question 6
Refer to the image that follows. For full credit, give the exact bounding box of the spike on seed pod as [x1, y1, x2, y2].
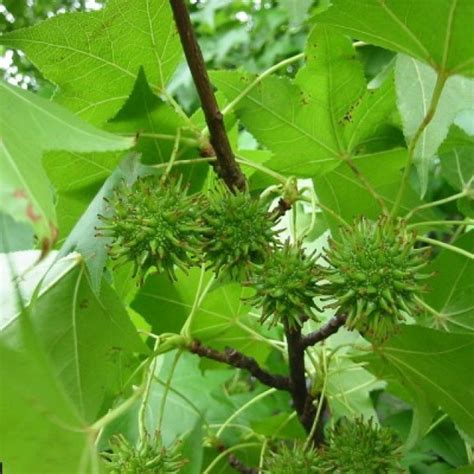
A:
[97, 175, 204, 283]
[201, 185, 281, 279]
[245, 241, 321, 329]
[317, 216, 431, 342]
[101, 430, 187, 474]
[320, 417, 403, 473]
[263, 440, 322, 474]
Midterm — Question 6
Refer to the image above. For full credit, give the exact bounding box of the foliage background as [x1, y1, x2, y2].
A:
[0, 1, 473, 473]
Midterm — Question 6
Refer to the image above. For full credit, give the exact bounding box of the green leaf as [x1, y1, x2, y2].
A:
[280, 0, 313, 27]
[314, 148, 437, 236]
[0, 0, 182, 124]
[180, 420, 204, 474]
[44, 150, 124, 194]
[362, 352, 436, 450]
[132, 268, 274, 365]
[0, 80, 133, 248]
[439, 126, 474, 191]
[424, 231, 474, 333]
[395, 55, 474, 195]
[58, 154, 151, 293]
[1, 252, 147, 422]
[101, 351, 232, 446]
[0, 213, 34, 252]
[377, 325, 474, 440]
[0, 320, 99, 474]
[316, 0, 474, 78]
[250, 412, 306, 439]
[439, 125, 474, 217]
[327, 349, 385, 420]
[212, 25, 396, 177]
[420, 419, 469, 468]
[106, 68, 188, 164]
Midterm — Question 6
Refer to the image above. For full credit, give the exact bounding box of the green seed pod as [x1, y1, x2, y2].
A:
[201, 185, 281, 279]
[321, 417, 402, 473]
[102, 431, 187, 474]
[318, 216, 430, 341]
[263, 440, 322, 474]
[97, 175, 203, 283]
[246, 241, 321, 329]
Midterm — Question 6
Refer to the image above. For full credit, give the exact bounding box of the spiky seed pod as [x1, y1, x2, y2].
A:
[201, 186, 280, 279]
[246, 241, 321, 329]
[318, 216, 430, 341]
[97, 175, 204, 282]
[263, 441, 322, 474]
[102, 432, 187, 474]
[321, 417, 402, 473]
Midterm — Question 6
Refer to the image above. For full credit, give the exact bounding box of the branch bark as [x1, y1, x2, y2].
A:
[300, 313, 347, 349]
[188, 340, 291, 391]
[284, 322, 311, 430]
[215, 441, 258, 474]
[169, 0, 246, 191]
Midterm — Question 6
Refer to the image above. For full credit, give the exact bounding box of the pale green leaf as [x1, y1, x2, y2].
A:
[58, 154, 152, 293]
[325, 332, 385, 420]
[316, 0, 474, 78]
[280, 0, 313, 27]
[0, 321, 99, 474]
[395, 55, 474, 195]
[1, 252, 147, 422]
[100, 351, 232, 446]
[0, 213, 34, 252]
[0, 81, 133, 247]
[0, 0, 182, 124]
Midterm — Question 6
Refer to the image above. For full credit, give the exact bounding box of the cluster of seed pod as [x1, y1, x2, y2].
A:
[201, 187, 281, 278]
[102, 432, 186, 474]
[263, 440, 321, 474]
[246, 241, 321, 329]
[318, 216, 430, 341]
[264, 417, 401, 473]
[98, 174, 430, 340]
[98, 178, 281, 282]
[97, 176, 204, 282]
[321, 417, 402, 473]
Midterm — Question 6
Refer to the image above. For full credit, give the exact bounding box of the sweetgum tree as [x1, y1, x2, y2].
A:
[0, 1, 473, 473]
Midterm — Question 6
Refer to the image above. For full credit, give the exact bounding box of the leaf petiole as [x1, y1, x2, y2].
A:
[416, 235, 474, 260]
[391, 72, 448, 218]
[405, 189, 469, 220]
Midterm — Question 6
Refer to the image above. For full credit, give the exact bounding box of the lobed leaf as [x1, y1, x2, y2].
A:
[0, 81, 133, 248]
[316, 0, 474, 78]
[0, 0, 182, 124]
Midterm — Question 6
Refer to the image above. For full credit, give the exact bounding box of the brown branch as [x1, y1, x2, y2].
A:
[273, 198, 292, 218]
[169, 0, 246, 191]
[284, 321, 311, 432]
[215, 441, 258, 474]
[300, 313, 347, 349]
[188, 340, 290, 391]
